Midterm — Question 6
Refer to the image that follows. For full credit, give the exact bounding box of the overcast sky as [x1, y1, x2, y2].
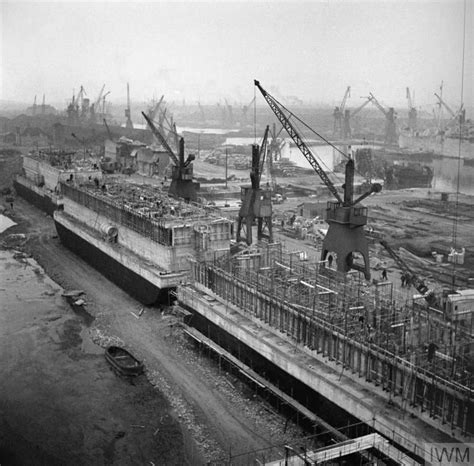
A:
[1, 0, 472, 111]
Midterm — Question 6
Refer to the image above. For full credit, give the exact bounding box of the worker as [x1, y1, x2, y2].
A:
[327, 255, 333, 268]
[382, 268, 387, 281]
[401, 274, 406, 287]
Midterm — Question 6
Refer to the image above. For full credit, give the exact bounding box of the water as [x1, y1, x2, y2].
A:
[124, 122, 239, 135]
[223, 136, 377, 172]
[222, 135, 474, 195]
[399, 133, 474, 159]
[0, 249, 100, 355]
[0, 214, 16, 234]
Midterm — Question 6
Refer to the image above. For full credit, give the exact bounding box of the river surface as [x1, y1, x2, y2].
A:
[223, 135, 474, 195]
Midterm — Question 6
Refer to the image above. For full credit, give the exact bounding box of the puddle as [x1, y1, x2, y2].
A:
[64, 297, 102, 355]
[65, 297, 95, 327]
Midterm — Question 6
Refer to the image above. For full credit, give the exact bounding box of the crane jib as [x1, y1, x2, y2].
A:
[254, 80, 343, 204]
[142, 112, 179, 167]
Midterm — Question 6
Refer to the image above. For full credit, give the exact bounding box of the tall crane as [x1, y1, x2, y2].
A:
[434, 93, 465, 130]
[433, 81, 445, 134]
[342, 96, 373, 140]
[101, 91, 111, 116]
[369, 93, 398, 145]
[142, 112, 198, 202]
[406, 87, 417, 133]
[103, 119, 113, 140]
[236, 126, 272, 245]
[90, 84, 106, 121]
[32, 95, 37, 116]
[76, 85, 88, 118]
[241, 96, 256, 126]
[255, 80, 382, 279]
[380, 241, 437, 307]
[333, 86, 350, 138]
[125, 83, 134, 130]
[148, 95, 165, 121]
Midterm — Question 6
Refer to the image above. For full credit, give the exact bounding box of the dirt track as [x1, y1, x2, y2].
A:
[0, 197, 304, 464]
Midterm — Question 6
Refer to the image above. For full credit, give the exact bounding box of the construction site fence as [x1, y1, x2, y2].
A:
[60, 182, 172, 245]
[189, 259, 474, 438]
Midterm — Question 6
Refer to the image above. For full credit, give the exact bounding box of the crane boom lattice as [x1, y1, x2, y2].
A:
[254, 80, 343, 204]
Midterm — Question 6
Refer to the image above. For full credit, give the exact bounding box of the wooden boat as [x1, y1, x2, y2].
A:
[105, 346, 144, 376]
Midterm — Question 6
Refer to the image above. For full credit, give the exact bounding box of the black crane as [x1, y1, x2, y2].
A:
[380, 240, 437, 307]
[368, 93, 398, 145]
[241, 96, 256, 127]
[236, 126, 272, 245]
[342, 96, 373, 140]
[406, 87, 417, 133]
[255, 80, 382, 279]
[434, 93, 465, 131]
[142, 112, 199, 202]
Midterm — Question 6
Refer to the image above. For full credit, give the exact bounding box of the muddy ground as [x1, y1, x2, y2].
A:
[0, 197, 306, 465]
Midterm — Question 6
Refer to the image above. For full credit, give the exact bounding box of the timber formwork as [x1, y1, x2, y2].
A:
[187, 244, 474, 440]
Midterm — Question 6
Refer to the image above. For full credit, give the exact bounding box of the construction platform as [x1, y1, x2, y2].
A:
[178, 243, 473, 462]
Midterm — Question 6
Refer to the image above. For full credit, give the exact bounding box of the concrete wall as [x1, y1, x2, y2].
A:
[22, 156, 103, 191]
[62, 197, 230, 273]
[56, 211, 182, 291]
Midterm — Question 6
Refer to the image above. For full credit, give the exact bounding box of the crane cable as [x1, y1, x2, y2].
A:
[253, 84, 257, 144]
[451, 0, 467, 291]
[265, 90, 373, 182]
[289, 111, 344, 183]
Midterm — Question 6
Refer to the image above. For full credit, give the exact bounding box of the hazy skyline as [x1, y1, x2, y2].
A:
[1, 1, 472, 112]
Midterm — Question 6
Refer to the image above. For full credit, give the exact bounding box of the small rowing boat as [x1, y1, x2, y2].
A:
[105, 346, 144, 376]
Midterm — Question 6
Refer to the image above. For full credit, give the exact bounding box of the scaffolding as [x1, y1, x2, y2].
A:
[189, 243, 474, 437]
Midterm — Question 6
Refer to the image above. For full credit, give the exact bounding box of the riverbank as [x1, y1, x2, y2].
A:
[0, 196, 306, 464]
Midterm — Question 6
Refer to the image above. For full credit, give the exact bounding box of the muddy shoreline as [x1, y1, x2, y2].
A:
[1, 197, 306, 465]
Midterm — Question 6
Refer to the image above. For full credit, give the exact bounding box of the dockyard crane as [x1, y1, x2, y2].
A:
[142, 112, 198, 202]
[368, 93, 398, 145]
[101, 91, 111, 116]
[236, 126, 272, 245]
[103, 119, 113, 140]
[125, 83, 134, 130]
[406, 87, 417, 133]
[380, 241, 437, 307]
[241, 96, 256, 126]
[342, 96, 373, 140]
[32, 95, 37, 116]
[76, 86, 88, 118]
[433, 81, 445, 134]
[434, 93, 465, 130]
[333, 86, 350, 138]
[148, 95, 165, 121]
[91, 84, 106, 120]
[255, 80, 382, 279]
